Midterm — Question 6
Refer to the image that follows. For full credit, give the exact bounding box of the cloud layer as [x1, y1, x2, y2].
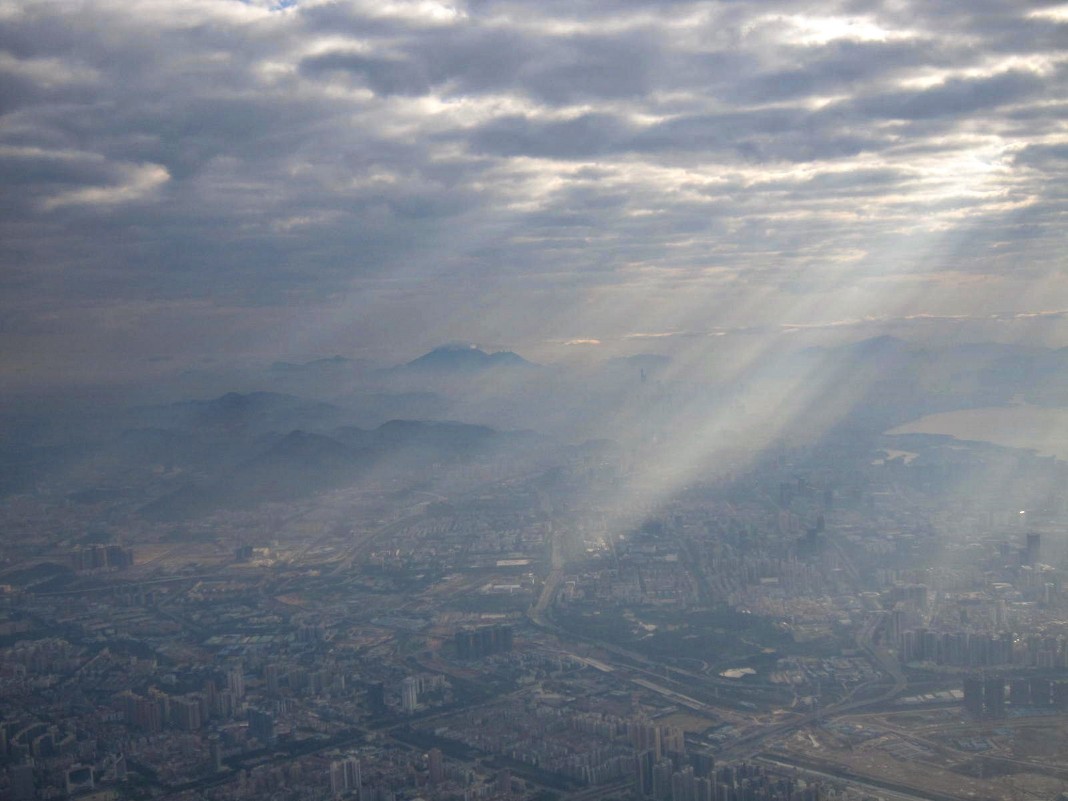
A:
[2, 0, 1067, 383]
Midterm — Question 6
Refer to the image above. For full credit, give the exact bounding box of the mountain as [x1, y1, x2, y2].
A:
[139, 429, 367, 520]
[371, 419, 498, 455]
[139, 419, 531, 520]
[401, 344, 536, 373]
[334, 391, 449, 428]
[129, 391, 351, 436]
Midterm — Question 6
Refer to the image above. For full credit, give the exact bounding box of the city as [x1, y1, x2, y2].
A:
[3, 0, 1068, 799]
[3, 395, 1068, 801]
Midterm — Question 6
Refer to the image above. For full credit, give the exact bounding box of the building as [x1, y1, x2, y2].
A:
[963, 676, 984, 717]
[10, 764, 35, 801]
[330, 757, 361, 797]
[65, 764, 94, 795]
[248, 707, 276, 746]
[172, 697, 202, 731]
[428, 748, 444, 784]
[124, 692, 163, 733]
[401, 677, 419, 713]
[70, 545, 133, 572]
[227, 667, 245, 699]
[209, 735, 224, 772]
[984, 677, 1006, 718]
[265, 664, 280, 695]
[1025, 532, 1041, 565]
[366, 681, 386, 714]
[454, 625, 514, 660]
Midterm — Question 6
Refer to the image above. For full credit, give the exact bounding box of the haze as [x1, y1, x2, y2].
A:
[3, 4, 1068, 801]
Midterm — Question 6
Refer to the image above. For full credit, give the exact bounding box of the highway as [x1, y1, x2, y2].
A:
[527, 519, 913, 768]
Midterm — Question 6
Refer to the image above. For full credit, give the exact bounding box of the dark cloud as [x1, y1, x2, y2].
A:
[0, 0, 1066, 384]
[1015, 143, 1068, 167]
[300, 51, 433, 96]
[848, 69, 1046, 120]
[731, 39, 952, 103]
[467, 113, 635, 159]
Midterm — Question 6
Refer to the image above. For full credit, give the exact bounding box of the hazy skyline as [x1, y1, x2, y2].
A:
[2, 0, 1068, 388]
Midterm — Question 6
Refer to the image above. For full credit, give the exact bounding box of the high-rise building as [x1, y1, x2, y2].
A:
[11, 764, 35, 801]
[265, 664, 280, 695]
[214, 689, 236, 719]
[428, 748, 444, 784]
[653, 759, 674, 801]
[635, 749, 656, 796]
[340, 757, 361, 794]
[124, 692, 163, 733]
[984, 677, 1005, 718]
[209, 735, 224, 772]
[690, 751, 714, 780]
[1053, 681, 1068, 710]
[172, 697, 202, 731]
[247, 707, 276, 746]
[671, 765, 696, 801]
[1009, 678, 1030, 706]
[330, 762, 346, 797]
[630, 721, 662, 761]
[496, 768, 511, 795]
[454, 625, 515, 659]
[328, 760, 363, 798]
[70, 545, 133, 571]
[228, 667, 245, 700]
[662, 725, 685, 757]
[401, 677, 418, 713]
[1029, 677, 1052, 708]
[1025, 532, 1041, 565]
[963, 676, 984, 717]
[367, 682, 386, 714]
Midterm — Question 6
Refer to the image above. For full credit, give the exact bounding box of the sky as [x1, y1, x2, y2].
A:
[2, 0, 1068, 388]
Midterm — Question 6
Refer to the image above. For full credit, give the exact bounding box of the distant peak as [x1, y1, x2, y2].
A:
[432, 342, 482, 352]
[404, 344, 536, 371]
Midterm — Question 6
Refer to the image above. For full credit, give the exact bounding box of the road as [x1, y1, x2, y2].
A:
[528, 519, 913, 766]
[756, 755, 966, 801]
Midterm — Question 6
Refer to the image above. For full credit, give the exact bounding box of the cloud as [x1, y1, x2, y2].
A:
[0, 0, 1066, 385]
[624, 332, 690, 340]
[847, 69, 1047, 120]
[1014, 142, 1068, 167]
[40, 161, 169, 210]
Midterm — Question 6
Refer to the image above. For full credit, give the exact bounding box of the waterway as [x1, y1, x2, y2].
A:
[887, 404, 1068, 460]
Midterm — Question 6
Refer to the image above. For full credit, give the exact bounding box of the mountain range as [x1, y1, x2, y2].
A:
[8, 338, 1068, 512]
[139, 418, 534, 520]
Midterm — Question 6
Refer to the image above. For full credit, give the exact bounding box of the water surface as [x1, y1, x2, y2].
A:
[887, 405, 1068, 460]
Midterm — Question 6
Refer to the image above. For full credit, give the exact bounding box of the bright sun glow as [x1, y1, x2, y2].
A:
[757, 14, 919, 45]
